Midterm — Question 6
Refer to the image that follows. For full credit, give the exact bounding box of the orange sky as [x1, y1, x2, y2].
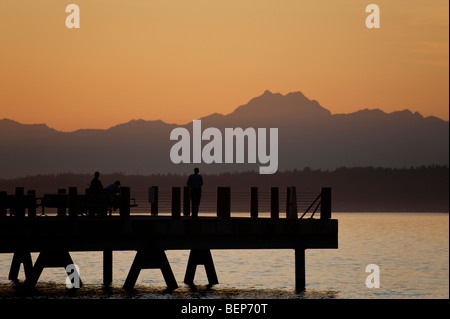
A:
[0, 0, 448, 131]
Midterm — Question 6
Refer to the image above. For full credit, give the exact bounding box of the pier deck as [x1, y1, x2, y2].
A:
[0, 186, 338, 291]
[0, 216, 338, 252]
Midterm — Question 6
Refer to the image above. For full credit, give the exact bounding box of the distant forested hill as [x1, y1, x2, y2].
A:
[1, 166, 447, 212]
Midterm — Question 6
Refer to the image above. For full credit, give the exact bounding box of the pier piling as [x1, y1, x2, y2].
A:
[183, 186, 190, 216]
[8, 251, 33, 281]
[119, 187, 130, 219]
[172, 187, 181, 219]
[321, 187, 332, 220]
[149, 186, 158, 216]
[68, 187, 78, 218]
[251, 187, 258, 218]
[27, 190, 36, 218]
[270, 187, 279, 219]
[123, 249, 178, 290]
[295, 248, 306, 292]
[14, 187, 25, 219]
[103, 250, 113, 285]
[57, 189, 67, 217]
[25, 251, 82, 288]
[286, 186, 298, 219]
[184, 249, 219, 286]
[0, 191, 6, 217]
[217, 187, 230, 219]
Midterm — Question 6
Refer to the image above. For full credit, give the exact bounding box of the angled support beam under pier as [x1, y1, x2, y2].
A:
[184, 249, 219, 286]
[25, 251, 82, 288]
[8, 251, 33, 281]
[123, 249, 178, 290]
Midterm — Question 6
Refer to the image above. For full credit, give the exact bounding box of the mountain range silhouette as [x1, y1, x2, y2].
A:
[0, 90, 448, 178]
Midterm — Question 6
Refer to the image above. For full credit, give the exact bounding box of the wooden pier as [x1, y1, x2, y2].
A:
[0, 186, 338, 292]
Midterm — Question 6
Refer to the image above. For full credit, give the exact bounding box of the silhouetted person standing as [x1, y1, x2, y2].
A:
[187, 168, 203, 218]
[88, 171, 103, 195]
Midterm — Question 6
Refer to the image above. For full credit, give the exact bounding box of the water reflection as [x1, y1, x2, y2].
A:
[0, 213, 447, 299]
[0, 281, 338, 299]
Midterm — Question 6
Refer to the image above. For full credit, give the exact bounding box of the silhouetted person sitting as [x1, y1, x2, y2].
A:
[104, 181, 121, 196]
[88, 171, 103, 195]
[104, 181, 121, 215]
[187, 168, 203, 218]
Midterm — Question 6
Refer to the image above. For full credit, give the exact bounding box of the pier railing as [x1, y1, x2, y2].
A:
[0, 186, 332, 220]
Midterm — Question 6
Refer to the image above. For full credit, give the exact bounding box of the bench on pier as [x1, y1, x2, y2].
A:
[0, 187, 137, 218]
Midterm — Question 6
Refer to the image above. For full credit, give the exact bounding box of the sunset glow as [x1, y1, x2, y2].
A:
[0, 0, 448, 131]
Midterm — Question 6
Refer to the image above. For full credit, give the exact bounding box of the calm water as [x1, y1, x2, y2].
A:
[0, 213, 448, 299]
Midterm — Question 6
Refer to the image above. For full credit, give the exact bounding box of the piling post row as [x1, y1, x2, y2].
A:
[251, 187, 258, 218]
[320, 187, 332, 220]
[172, 187, 181, 219]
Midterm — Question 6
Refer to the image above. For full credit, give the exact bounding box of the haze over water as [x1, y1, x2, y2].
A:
[0, 213, 447, 299]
